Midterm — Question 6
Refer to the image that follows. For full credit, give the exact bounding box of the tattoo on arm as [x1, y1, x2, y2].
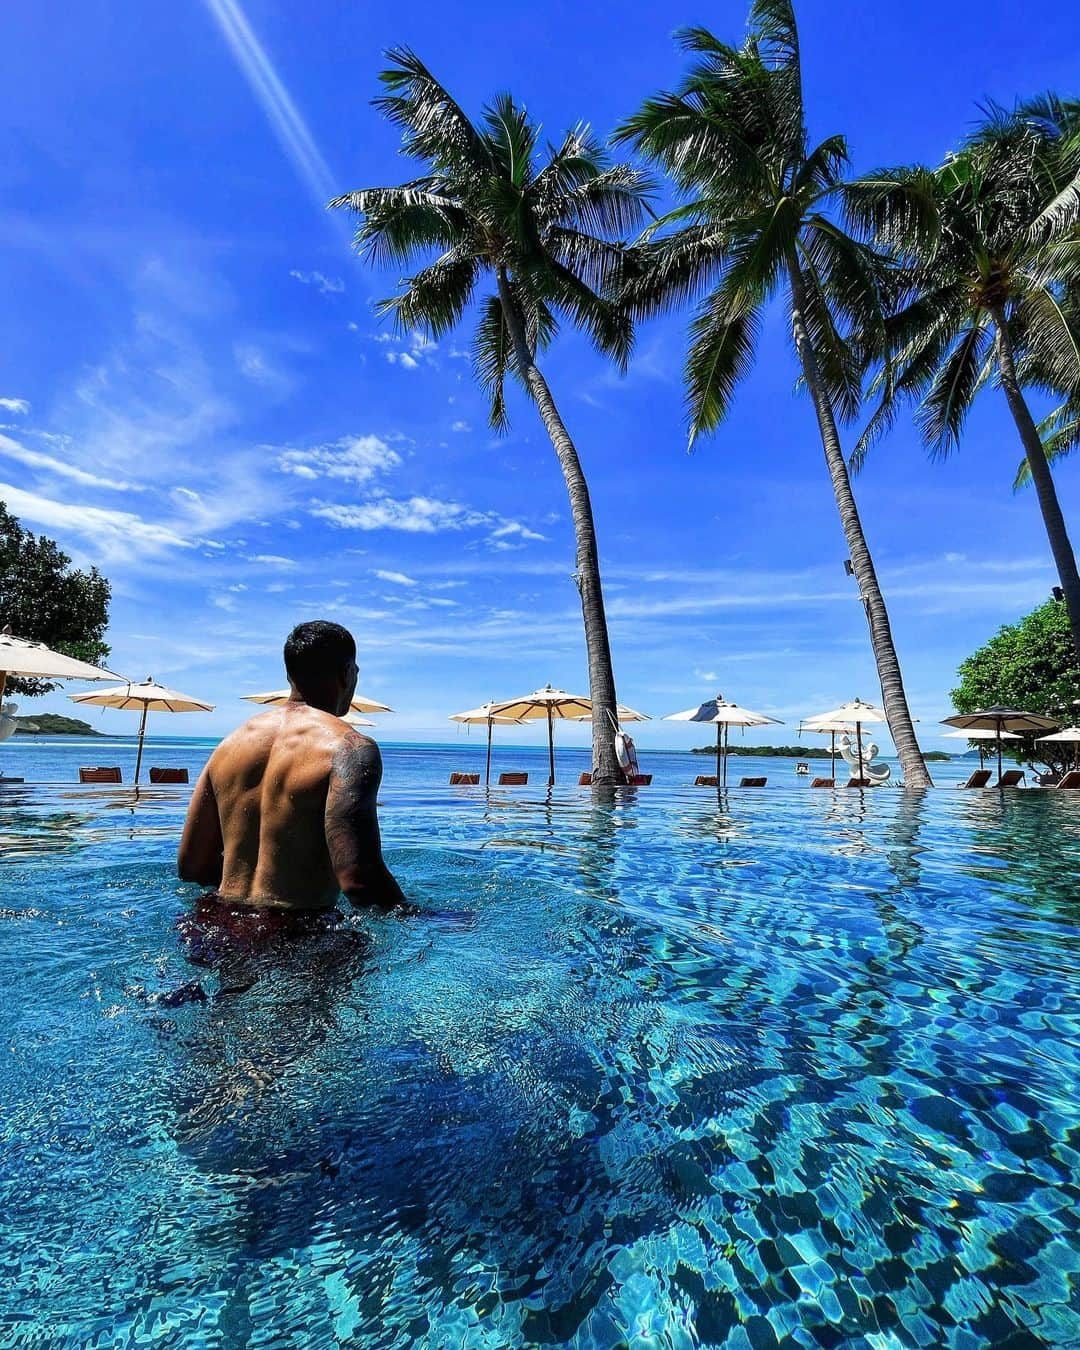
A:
[325, 735, 408, 910]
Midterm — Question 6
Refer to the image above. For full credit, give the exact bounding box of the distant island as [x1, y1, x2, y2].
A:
[12, 714, 104, 737]
[691, 743, 952, 761]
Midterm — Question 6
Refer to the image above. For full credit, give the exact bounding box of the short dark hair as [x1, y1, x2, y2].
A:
[284, 621, 356, 692]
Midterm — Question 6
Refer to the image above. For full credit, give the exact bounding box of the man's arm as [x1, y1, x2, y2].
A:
[177, 765, 224, 887]
[324, 735, 408, 911]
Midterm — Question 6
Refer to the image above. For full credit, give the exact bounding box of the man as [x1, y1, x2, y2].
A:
[178, 620, 407, 932]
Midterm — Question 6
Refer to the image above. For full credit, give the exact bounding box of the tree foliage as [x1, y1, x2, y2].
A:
[951, 599, 1080, 771]
[330, 50, 653, 429]
[0, 502, 111, 697]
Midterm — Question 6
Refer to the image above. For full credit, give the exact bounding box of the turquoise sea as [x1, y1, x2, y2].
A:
[0, 737, 1077, 1347]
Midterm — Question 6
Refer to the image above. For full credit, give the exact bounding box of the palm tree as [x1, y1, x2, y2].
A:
[615, 0, 932, 787]
[848, 98, 1080, 653]
[331, 51, 653, 783]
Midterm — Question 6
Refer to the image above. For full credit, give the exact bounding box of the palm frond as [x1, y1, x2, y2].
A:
[617, 224, 729, 320]
[1014, 397, 1080, 487]
[374, 47, 491, 174]
[377, 249, 479, 336]
[685, 285, 762, 445]
[472, 294, 513, 431]
[842, 168, 940, 254]
[918, 323, 991, 453]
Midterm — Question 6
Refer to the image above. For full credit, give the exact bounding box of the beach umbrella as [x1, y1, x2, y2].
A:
[1036, 725, 1080, 771]
[70, 677, 214, 784]
[567, 703, 651, 724]
[804, 699, 887, 783]
[449, 701, 526, 785]
[798, 718, 855, 782]
[942, 706, 1059, 782]
[486, 686, 593, 785]
[0, 627, 121, 700]
[664, 695, 782, 787]
[342, 714, 376, 727]
[941, 727, 1021, 769]
[243, 688, 393, 715]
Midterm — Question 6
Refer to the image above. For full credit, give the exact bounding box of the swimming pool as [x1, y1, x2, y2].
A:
[1, 745, 1077, 1346]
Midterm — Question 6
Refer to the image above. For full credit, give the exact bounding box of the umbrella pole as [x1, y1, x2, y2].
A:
[716, 723, 722, 783]
[830, 731, 836, 784]
[0, 671, 7, 702]
[547, 705, 555, 786]
[997, 720, 1003, 785]
[856, 721, 864, 785]
[134, 704, 148, 785]
[723, 723, 730, 788]
[485, 717, 493, 787]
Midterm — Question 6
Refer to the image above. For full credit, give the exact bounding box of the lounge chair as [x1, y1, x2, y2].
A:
[449, 772, 479, 785]
[996, 769, 1025, 788]
[739, 776, 767, 787]
[578, 772, 592, 786]
[810, 777, 834, 788]
[79, 767, 122, 784]
[149, 767, 189, 784]
[498, 771, 528, 786]
[1057, 770, 1080, 789]
[694, 774, 719, 787]
[958, 769, 991, 789]
[845, 777, 871, 788]
[625, 773, 653, 786]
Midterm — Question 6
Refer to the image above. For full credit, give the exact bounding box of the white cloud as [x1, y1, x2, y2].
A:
[313, 494, 548, 549]
[694, 668, 718, 684]
[246, 553, 297, 568]
[373, 569, 417, 587]
[277, 434, 401, 485]
[491, 521, 546, 542]
[451, 420, 471, 433]
[0, 398, 30, 415]
[386, 351, 419, 370]
[289, 269, 345, 295]
[0, 481, 192, 564]
[0, 433, 142, 492]
[313, 495, 484, 534]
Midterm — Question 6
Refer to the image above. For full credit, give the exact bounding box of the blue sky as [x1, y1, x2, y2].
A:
[2, 0, 1079, 751]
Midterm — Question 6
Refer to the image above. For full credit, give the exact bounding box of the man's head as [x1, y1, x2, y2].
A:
[283, 621, 358, 715]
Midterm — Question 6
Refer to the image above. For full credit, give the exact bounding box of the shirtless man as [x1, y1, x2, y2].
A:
[177, 620, 407, 927]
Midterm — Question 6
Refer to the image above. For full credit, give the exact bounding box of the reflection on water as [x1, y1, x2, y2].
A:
[1, 773, 1078, 1347]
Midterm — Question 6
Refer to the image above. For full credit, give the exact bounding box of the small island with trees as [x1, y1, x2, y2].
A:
[12, 714, 106, 737]
[691, 744, 952, 760]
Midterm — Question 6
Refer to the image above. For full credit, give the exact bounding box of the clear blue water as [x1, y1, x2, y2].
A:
[1, 739, 1077, 1347]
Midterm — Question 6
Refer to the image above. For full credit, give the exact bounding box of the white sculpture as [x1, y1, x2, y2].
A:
[0, 700, 17, 744]
[838, 731, 890, 784]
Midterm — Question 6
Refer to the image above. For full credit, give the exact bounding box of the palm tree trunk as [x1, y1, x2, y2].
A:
[787, 259, 932, 788]
[496, 269, 621, 784]
[991, 306, 1080, 656]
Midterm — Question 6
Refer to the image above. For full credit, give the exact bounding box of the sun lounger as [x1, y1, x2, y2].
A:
[498, 772, 528, 786]
[1056, 770, 1080, 789]
[810, 777, 834, 788]
[996, 769, 1024, 788]
[449, 772, 479, 785]
[958, 769, 991, 789]
[578, 772, 592, 785]
[739, 776, 767, 787]
[79, 767, 122, 784]
[625, 773, 652, 785]
[845, 777, 871, 788]
[149, 767, 189, 784]
[694, 775, 718, 787]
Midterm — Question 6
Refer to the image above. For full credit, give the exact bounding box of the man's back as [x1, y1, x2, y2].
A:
[179, 703, 405, 912]
[212, 705, 351, 908]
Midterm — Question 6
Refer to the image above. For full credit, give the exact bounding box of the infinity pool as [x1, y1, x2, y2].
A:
[1, 745, 1077, 1347]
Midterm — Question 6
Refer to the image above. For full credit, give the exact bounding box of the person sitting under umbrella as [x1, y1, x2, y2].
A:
[178, 620, 408, 944]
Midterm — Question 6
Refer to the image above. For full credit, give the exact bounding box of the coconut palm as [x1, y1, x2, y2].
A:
[848, 98, 1080, 652]
[615, 0, 932, 787]
[331, 50, 653, 783]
